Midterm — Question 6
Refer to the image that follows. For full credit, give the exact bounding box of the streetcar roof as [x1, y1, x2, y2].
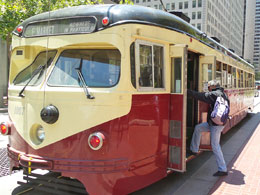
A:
[13, 4, 254, 70]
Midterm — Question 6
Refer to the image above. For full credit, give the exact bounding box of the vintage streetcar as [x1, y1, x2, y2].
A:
[0, 4, 255, 194]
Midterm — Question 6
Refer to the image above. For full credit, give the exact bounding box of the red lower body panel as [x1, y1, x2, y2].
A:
[8, 94, 169, 194]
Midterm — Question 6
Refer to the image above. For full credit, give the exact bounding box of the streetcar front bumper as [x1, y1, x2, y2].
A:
[7, 145, 128, 173]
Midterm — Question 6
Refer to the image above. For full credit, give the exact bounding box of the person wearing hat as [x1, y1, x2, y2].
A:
[187, 79, 230, 176]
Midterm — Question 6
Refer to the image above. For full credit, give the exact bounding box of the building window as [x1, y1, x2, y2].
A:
[198, 0, 202, 7]
[136, 0, 139, 3]
[184, 1, 189, 9]
[197, 23, 201, 30]
[192, 0, 196, 8]
[159, 5, 162, 10]
[166, 3, 170, 10]
[171, 3, 175, 10]
[143, 0, 146, 2]
[198, 11, 201, 19]
[179, 2, 183, 9]
[207, 24, 211, 33]
[154, 4, 158, 9]
[192, 12, 196, 19]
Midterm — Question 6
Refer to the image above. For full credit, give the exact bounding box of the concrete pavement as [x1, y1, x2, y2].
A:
[209, 117, 260, 194]
[173, 110, 260, 195]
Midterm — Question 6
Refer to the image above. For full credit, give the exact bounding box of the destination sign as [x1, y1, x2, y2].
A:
[24, 17, 97, 37]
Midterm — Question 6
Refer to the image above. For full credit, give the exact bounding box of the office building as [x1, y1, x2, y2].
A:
[134, 0, 245, 56]
[244, 0, 260, 69]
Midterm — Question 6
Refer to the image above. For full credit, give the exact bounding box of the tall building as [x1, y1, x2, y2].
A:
[244, 0, 260, 70]
[134, 0, 245, 56]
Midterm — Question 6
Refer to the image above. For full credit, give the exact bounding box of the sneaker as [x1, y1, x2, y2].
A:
[187, 149, 198, 156]
[213, 171, 228, 176]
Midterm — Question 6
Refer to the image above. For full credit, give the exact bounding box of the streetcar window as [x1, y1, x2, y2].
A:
[154, 46, 164, 88]
[245, 73, 248, 88]
[216, 61, 222, 86]
[130, 43, 136, 88]
[136, 41, 164, 90]
[13, 50, 57, 86]
[232, 67, 236, 88]
[139, 45, 152, 87]
[202, 64, 212, 84]
[171, 58, 182, 93]
[238, 69, 244, 88]
[241, 70, 244, 88]
[48, 49, 120, 87]
[227, 65, 232, 88]
[248, 74, 253, 87]
[222, 64, 227, 88]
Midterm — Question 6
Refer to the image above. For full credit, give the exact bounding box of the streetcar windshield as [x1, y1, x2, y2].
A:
[13, 50, 57, 86]
[48, 49, 121, 87]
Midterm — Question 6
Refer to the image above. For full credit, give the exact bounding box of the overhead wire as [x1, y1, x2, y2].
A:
[43, 0, 51, 108]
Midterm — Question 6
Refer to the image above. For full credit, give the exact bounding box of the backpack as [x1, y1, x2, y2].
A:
[210, 95, 230, 126]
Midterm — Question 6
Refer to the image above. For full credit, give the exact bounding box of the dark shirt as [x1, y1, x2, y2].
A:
[187, 87, 230, 126]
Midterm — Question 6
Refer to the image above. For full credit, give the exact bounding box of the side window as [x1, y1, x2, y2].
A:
[238, 69, 241, 88]
[130, 43, 136, 88]
[135, 40, 164, 90]
[216, 61, 222, 86]
[139, 44, 152, 87]
[232, 67, 236, 88]
[154, 46, 164, 88]
[241, 70, 244, 88]
[227, 65, 232, 88]
[245, 72, 248, 88]
[202, 63, 212, 86]
[249, 74, 253, 87]
[222, 63, 227, 88]
[171, 58, 182, 93]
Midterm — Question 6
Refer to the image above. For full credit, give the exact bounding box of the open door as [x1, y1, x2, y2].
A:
[198, 55, 216, 150]
[168, 44, 187, 172]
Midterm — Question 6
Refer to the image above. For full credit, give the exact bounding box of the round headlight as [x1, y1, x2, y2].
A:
[36, 126, 45, 142]
[30, 124, 45, 145]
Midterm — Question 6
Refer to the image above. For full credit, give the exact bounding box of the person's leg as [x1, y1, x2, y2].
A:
[210, 125, 227, 172]
[190, 122, 210, 153]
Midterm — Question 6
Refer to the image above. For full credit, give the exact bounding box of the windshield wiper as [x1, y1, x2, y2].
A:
[18, 58, 53, 98]
[75, 63, 95, 100]
[18, 65, 45, 97]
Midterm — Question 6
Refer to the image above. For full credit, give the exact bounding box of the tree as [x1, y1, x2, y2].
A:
[0, 0, 104, 42]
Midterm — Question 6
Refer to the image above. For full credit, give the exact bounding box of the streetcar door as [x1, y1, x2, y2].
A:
[168, 44, 187, 172]
[198, 55, 216, 150]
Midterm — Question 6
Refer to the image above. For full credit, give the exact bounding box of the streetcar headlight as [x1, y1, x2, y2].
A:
[30, 124, 45, 145]
[88, 132, 105, 150]
[36, 126, 45, 142]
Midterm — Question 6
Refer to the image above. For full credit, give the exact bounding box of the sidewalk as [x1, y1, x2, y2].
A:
[209, 120, 260, 194]
[172, 108, 260, 195]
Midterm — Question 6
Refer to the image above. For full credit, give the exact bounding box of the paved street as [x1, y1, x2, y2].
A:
[0, 97, 260, 194]
[0, 112, 10, 177]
